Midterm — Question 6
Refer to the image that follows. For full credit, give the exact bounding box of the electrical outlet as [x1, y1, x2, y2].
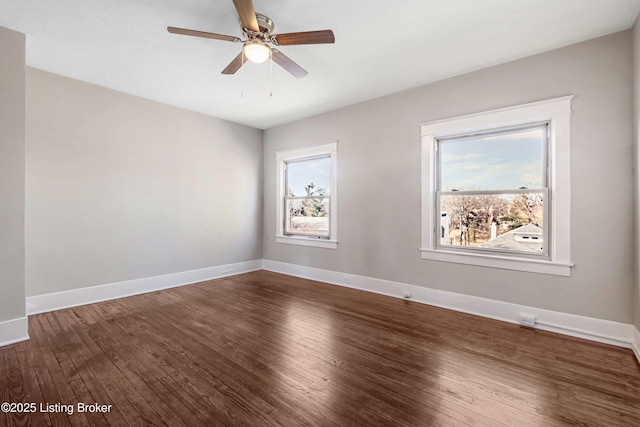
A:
[518, 313, 537, 327]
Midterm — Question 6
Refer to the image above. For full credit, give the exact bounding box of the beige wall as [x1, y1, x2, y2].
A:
[263, 31, 635, 323]
[633, 16, 640, 331]
[0, 27, 26, 322]
[26, 69, 263, 296]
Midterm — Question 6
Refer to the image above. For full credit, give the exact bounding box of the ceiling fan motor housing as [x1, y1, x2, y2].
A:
[256, 13, 274, 33]
[242, 12, 274, 38]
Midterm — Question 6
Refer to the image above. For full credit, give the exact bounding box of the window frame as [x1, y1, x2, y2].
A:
[435, 123, 550, 258]
[275, 142, 338, 249]
[420, 96, 574, 276]
[283, 154, 332, 238]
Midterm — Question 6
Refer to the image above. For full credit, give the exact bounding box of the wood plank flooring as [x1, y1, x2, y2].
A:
[1, 270, 639, 426]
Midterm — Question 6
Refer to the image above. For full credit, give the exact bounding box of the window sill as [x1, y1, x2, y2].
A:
[419, 248, 572, 276]
[276, 236, 338, 249]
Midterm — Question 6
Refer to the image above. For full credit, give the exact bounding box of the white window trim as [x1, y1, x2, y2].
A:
[419, 96, 574, 276]
[275, 142, 338, 249]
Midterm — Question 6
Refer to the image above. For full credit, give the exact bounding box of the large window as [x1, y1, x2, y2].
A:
[437, 124, 548, 257]
[420, 97, 573, 276]
[276, 142, 338, 249]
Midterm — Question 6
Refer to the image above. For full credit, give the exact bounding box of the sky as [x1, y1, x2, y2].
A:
[286, 156, 331, 196]
[439, 126, 545, 191]
[284, 126, 543, 196]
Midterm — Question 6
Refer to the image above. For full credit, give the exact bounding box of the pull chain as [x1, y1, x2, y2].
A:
[269, 49, 273, 98]
[240, 49, 245, 98]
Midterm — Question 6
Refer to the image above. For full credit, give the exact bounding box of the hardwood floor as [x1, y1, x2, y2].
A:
[1, 270, 639, 426]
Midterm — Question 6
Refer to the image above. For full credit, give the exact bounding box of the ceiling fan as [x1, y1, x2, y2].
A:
[167, 0, 335, 79]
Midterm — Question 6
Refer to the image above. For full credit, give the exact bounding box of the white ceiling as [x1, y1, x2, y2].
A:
[1, 0, 639, 129]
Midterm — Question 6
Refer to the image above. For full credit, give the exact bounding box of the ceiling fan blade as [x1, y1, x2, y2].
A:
[167, 27, 241, 43]
[271, 50, 308, 79]
[232, 0, 259, 33]
[273, 30, 335, 46]
[221, 52, 248, 75]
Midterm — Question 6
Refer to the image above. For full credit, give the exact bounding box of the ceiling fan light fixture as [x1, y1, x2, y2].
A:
[243, 40, 270, 63]
[169, 1, 335, 77]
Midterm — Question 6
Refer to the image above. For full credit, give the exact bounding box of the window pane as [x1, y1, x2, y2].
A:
[439, 126, 546, 191]
[286, 156, 331, 197]
[439, 192, 544, 254]
[285, 198, 329, 236]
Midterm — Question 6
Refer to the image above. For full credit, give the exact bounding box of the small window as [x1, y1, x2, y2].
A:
[276, 142, 338, 249]
[284, 155, 331, 238]
[436, 124, 549, 257]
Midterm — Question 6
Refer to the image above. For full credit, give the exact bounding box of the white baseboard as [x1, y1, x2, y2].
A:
[0, 316, 29, 347]
[26, 260, 263, 315]
[263, 260, 636, 350]
[21, 257, 640, 362]
[633, 326, 640, 364]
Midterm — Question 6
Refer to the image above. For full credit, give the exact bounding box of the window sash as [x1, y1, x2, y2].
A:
[438, 188, 545, 196]
[284, 155, 331, 197]
[436, 122, 549, 143]
[435, 188, 549, 258]
[285, 195, 331, 200]
[285, 154, 331, 164]
[436, 122, 549, 192]
[284, 196, 331, 238]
